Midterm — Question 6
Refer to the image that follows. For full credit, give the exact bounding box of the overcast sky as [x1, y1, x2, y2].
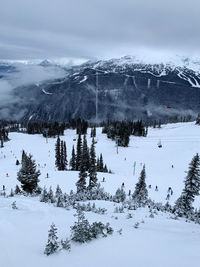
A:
[0, 0, 200, 62]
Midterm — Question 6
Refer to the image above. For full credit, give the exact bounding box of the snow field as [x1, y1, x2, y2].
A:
[0, 121, 200, 267]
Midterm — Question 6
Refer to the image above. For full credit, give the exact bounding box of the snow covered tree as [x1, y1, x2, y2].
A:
[56, 196, 64, 207]
[17, 153, 40, 194]
[76, 137, 88, 193]
[40, 187, 49, 203]
[71, 207, 91, 243]
[76, 157, 87, 193]
[21, 150, 26, 165]
[76, 134, 82, 171]
[55, 185, 63, 199]
[60, 238, 71, 251]
[55, 136, 61, 169]
[44, 223, 59, 256]
[96, 156, 100, 172]
[15, 185, 21, 195]
[99, 153, 104, 172]
[132, 165, 148, 206]
[88, 138, 97, 190]
[82, 135, 89, 171]
[63, 141, 67, 170]
[113, 187, 126, 203]
[48, 186, 55, 203]
[174, 154, 200, 216]
[174, 193, 193, 217]
[183, 153, 200, 200]
[70, 145, 76, 170]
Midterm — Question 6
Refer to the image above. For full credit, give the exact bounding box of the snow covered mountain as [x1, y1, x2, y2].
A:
[1, 55, 200, 121]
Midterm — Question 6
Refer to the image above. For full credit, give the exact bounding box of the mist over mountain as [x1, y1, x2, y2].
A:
[1, 55, 200, 122]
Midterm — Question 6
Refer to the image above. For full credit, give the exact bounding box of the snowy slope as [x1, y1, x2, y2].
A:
[0, 122, 200, 267]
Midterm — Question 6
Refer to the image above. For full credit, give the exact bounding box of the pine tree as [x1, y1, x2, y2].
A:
[174, 153, 200, 216]
[44, 223, 59, 256]
[113, 187, 126, 203]
[16, 159, 20, 165]
[70, 207, 91, 243]
[56, 196, 64, 207]
[88, 138, 97, 190]
[183, 153, 200, 200]
[76, 157, 87, 193]
[55, 185, 63, 199]
[70, 145, 76, 170]
[60, 238, 71, 251]
[48, 186, 55, 203]
[99, 154, 104, 172]
[17, 153, 40, 194]
[82, 135, 89, 171]
[60, 140, 64, 170]
[103, 164, 108, 173]
[40, 187, 49, 203]
[21, 150, 26, 164]
[132, 165, 148, 206]
[76, 134, 82, 171]
[174, 194, 193, 217]
[15, 185, 21, 194]
[55, 136, 61, 169]
[63, 141, 67, 170]
[96, 157, 100, 172]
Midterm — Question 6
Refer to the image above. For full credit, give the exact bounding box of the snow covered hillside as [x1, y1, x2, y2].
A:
[0, 122, 200, 267]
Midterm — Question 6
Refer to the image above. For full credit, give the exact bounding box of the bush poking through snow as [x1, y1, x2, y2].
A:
[11, 201, 18, 210]
[134, 222, 140, 229]
[60, 238, 71, 252]
[71, 207, 113, 243]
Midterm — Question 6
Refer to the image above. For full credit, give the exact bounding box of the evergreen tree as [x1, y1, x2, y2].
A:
[174, 153, 200, 216]
[99, 153, 104, 172]
[183, 153, 200, 199]
[55, 136, 61, 169]
[76, 159, 87, 193]
[40, 187, 49, 203]
[63, 141, 67, 170]
[82, 135, 89, 171]
[70, 145, 76, 170]
[86, 147, 90, 171]
[88, 138, 97, 190]
[21, 150, 26, 164]
[174, 193, 193, 217]
[113, 187, 126, 203]
[56, 196, 64, 207]
[48, 186, 55, 203]
[16, 159, 20, 165]
[71, 207, 91, 243]
[60, 238, 71, 251]
[76, 134, 82, 171]
[132, 165, 148, 206]
[55, 185, 63, 199]
[60, 140, 65, 170]
[103, 164, 108, 173]
[44, 223, 59, 256]
[96, 157, 100, 172]
[15, 185, 21, 195]
[17, 153, 40, 193]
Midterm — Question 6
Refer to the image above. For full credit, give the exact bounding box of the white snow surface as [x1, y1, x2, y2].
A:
[0, 122, 200, 267]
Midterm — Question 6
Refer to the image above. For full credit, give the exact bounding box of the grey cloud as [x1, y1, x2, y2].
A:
[0, 0, 200, 61]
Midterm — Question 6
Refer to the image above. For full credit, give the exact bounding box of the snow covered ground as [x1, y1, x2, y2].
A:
[0, 122, 200, 267]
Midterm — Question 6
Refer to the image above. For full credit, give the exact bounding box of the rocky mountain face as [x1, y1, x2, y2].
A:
[1, 56, 200, 122]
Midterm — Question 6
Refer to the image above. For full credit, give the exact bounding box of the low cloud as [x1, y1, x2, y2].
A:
[0, 63, 66, 119]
